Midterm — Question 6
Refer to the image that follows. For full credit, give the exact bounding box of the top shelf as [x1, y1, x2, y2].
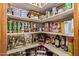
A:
[7, 8, 73, 23]
[7, 14, 41, 22]
[10, 3, 63, 13]
[42, 8, 73, 22]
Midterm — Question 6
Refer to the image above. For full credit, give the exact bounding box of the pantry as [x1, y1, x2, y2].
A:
[0, 3, 79, 56]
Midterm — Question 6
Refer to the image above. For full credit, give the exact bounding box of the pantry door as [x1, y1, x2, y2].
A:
[74, 3, 79, 56]
[0, 3, 8, 56]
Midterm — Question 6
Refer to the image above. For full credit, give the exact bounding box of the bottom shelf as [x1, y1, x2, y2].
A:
[7, 43, 69, 56]
[43, 44, 69, 56]
[7, 43, 40, 55]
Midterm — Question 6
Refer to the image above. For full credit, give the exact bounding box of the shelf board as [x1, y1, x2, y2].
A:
[7, 43, 40, 55]
[7, 32, 42, 35]
[10, 3, 63, 13]
[43, 44, 69, 56]
[7, 32, 73, 37]
[7, 14, 41, 22]
[42, 8, 73, 22]
[7, 33, 24, 35]
[42, 3, 64, 12]
[42, 32, 73, 37]
[7, 43, 69, 56]
[10, 3, 42, 13]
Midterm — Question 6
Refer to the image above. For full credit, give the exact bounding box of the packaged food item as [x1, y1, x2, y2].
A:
[20, 9, 28, 17]
[12, 7, 21, 17]
[52, 7, 58, 15]
[60, 36, 66, 49]
[7, 35, 13, 50]
[49, 22, 53, 32]
[21, 22, 25, 32]
[15, 21, 18, 33]
[71, 3, 74, 8]
[38, 34, 45, 43]
[64, 21, 69, 35]
[46, 38, 50, 44]
[65, 3, 72, 10]
[44, 23, 49, 32]
[25, 33, 32, 45]
[60, 21, 64, 33]
[7, 34, 26, 50]
[68, 19, 74, 36]
[45, 11, 51, 18]
[68, 37, 73, 56]
[7, 5, 12, 15]
[64, 37, 68, 52]
[11, 20, 15, 33]
[64, 19, 73, 36]
[18, 21, 22, 33]
[38, 15, 45, 20]
[52, 22, 61, 33]
[58, 8, 64, 13]
[50, 35, 55, 45]
[55, 35, 61, 48]
[30, 48, 36, 56]
[37, 46, 47, 56]
[8, 20, 12, 33]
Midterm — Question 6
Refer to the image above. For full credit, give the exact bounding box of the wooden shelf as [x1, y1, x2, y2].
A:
[7, 43, 69, 56]
[42, 8, 73, 22]
[43, 44, 69, 56]
[7, 14, 41, 22]
[7, 32, 73, 37]
[7, 32, 42, 35]
[42, 32, 73, 37]
[7, 33, 24, 35]
[42, 3, 64, 13]
[10, 3, 63, 13]
[7, 8, 73, 23]
[7, 43, 40, 55]
[10, 3, 42, 13]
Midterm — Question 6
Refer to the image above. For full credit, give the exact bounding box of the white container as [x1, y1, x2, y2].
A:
[20, 10, 29, 17]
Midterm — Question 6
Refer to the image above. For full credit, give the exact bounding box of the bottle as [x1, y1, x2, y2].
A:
[49, 35, 55, 45]
[8, 20, 12, 33]
[11, 20, 15, 33]
[16, 21, 18, 33]
[64, 37, 68, 52]
[60, 36, 66, 49]
[21, 22, 24, 32]
[18, 21, 22, 33]
[14, 21, 16, 33]
[55, 35, 61, 47]
[68, 37, 73, 56]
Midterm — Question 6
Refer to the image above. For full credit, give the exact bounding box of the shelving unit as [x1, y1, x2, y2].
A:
[0, 3, 79, 56]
